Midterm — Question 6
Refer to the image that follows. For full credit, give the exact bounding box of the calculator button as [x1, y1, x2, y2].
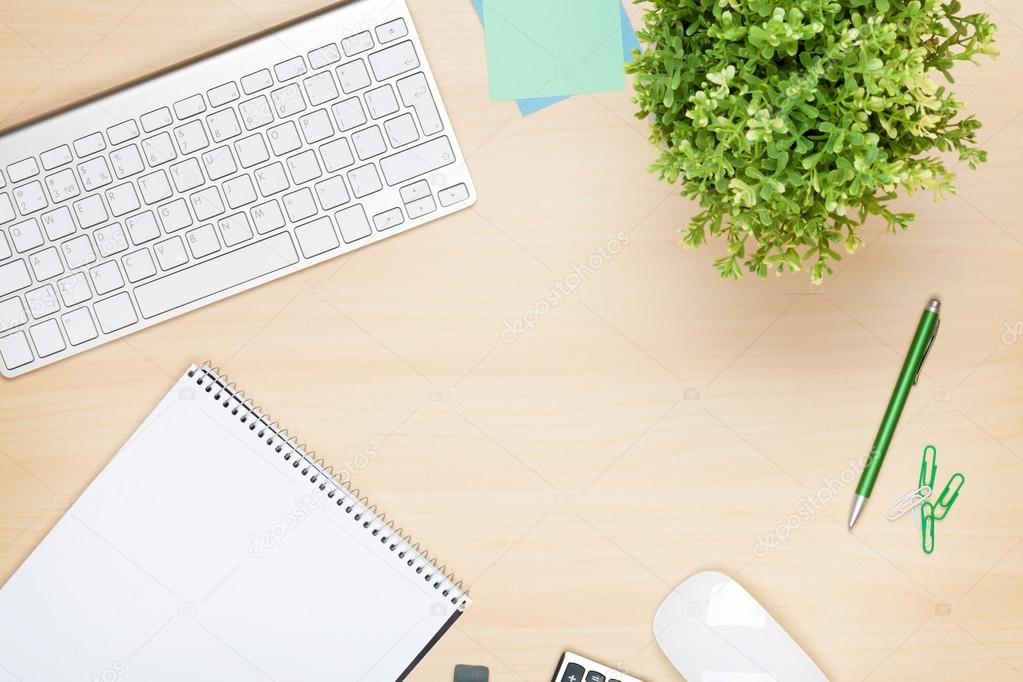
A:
[585, 672, 606, 682]
[560, 663, 585, 682]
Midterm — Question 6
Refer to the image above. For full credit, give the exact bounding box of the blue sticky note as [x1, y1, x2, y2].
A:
[472, 0, 639, 116]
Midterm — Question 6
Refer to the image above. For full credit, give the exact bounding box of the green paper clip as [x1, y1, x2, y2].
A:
[933, 473, 965, 521]
[921, 501, 935, 554]
[919, 445, 938, 489]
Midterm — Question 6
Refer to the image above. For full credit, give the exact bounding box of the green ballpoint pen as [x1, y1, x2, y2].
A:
[848, 298, 941, 529]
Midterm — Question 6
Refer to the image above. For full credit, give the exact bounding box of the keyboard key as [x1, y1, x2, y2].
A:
[78, 157, 114, 191]
[73, 195, 108, 229]
[331, 97, 367, 131]
[28, 247, 63, 281]
[342, 31, 374, 57]
[134, 232, 299, 318]
[268, 121, 303, 156]
[44, 169, 81, 203]
[282, 188, 316, 223]
[287, 150, 322, 184]
[439, 183, 470, 207]
[384, 113, 419, 147]
[299, 109, 334, 144]
[223, 174, 258, 209]
[40, 206, 76, 241]
[158, 199, 193, 233]
[303, 71, 339, 106]
[0, 297, 27, 333]
[335, 205, 371, 243]
[202, 146, 238, 181]
[336, 59, 371, 93]
[320, 138, 355, 172]
[40, 145, 73, 171]
[294, 216, 339, 258]
[73, 132, 106, 157]
[142, 132, 178, 166]
[347, 163, 382, 198]
[217, 213, 253, 247]
[207, 109, 242, 142]
[9, 218, 44, 253]
[14, 181, 48, 214]
[274, 56, 307, 82]
[138, 170, 173, 204]
[94, 223, 129, 257]
[57, 272, 91, 306]
[93, 292, 138, 333]
[208, 82, 241, 107]
[235, 134, 270, 169]
[173, 94, 207, 119]
[61, 307, 98, 345]
[308, 44, 341, 69]
[352, 126, 387, 160]
[380, 136, 455, 186]
[171, 158, 205, 192]
[25, 284, 59, 318]
[154, 236, 188, 270]
[251, 200, 286, 234]
[239, 96, 274, 130]
[7, 156, 38, 182]
[241, 69, 274, 95]
[313, 176, 350, 210]
[0, 194, 15, 224]
[173, 120, 210, 155]
[88, 260, 124, 295]
[401, 181, 430, 204]
[0, 331, 33, 370]
[0, 261, 31, 297]
[107, 120, 140, 145]
[397, 72, 444, 135]
[122, 249, 157, 282]
[104, 183, 141, 217]
[190, 187, 226, 221]
[373, 207, 404, 231]
[110, 145, 146, 179]
[0, 233, 8, 260]
[141, 107, 174, 133]
[125, 211, 161, 245]
[406, 195, 436, 219]
[186, 224, 221, 258]
[271, 84, 307, 118]
[254, 162, 289, 196]
[60, 235, 97, 269]
[365, 84, 399, 119]
[375, 18, 408, 44]
[368, 41, 419, 81]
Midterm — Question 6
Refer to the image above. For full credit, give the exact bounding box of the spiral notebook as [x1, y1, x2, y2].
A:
[0, 364, 469, 682]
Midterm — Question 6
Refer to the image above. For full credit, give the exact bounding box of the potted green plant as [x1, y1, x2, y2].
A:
[629, 0, 998, 280]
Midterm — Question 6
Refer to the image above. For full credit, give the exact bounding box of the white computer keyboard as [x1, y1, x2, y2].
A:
[552, 652, 646, 682]
[0, 0, 475, 378]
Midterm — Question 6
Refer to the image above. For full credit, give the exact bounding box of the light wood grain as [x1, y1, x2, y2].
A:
[1, 1, 1022, 680]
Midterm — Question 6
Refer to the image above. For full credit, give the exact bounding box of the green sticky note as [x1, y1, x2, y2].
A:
[483, 0, 625, 101]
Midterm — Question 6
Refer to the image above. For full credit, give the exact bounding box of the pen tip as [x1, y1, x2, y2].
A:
[848, 495, 867, 530]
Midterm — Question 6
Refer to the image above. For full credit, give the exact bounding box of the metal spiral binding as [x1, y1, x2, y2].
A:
[187, 362, 468, 609]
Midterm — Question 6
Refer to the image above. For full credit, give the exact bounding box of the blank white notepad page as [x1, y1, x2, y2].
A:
[0, 365, 467, 682]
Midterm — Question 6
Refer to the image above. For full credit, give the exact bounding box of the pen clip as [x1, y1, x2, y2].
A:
[914, 317, 940, 385]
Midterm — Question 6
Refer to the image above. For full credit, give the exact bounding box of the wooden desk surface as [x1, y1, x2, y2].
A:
[1, 1, 1021, 679]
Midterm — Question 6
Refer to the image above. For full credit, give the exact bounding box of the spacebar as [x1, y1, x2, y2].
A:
[134, 233, 299, 319]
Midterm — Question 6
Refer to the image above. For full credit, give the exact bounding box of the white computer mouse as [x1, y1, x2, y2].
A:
[653, 571, 829, 681]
